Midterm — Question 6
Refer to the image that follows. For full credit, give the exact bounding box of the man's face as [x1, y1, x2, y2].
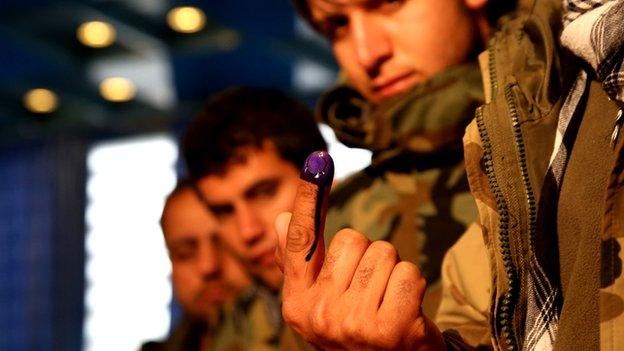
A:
[195, 142, 300, 290]
[162, 188, 250, 322]
[309, 0, 486, 104]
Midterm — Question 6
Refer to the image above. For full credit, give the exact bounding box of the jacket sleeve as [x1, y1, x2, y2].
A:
[434, 222, 493, 350]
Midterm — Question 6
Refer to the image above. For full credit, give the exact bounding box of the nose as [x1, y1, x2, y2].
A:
[235, 203, 264, 247]
[350, 11, 392, 78]
[197, 240, 220, 280]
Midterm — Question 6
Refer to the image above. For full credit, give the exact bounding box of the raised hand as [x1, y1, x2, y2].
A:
[275, 151, 445, 350]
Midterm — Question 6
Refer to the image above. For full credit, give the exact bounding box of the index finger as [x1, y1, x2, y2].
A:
[283, 151, 334, 291]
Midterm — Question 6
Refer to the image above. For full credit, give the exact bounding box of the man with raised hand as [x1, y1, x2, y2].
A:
[290, 0, 516, 317]
[279, 0, 624, 350]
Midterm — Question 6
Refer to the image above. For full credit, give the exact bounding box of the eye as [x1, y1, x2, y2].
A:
[321, 15, 349, 39]
[209, 204, 234, 219]
[247, 179, 279, 200]
[169, 241, 197, 262]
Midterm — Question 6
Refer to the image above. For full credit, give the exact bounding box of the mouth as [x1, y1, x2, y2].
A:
[251, 248, 276, 267]
[200, 284, 234, 304]
[372, 71, 418, 101]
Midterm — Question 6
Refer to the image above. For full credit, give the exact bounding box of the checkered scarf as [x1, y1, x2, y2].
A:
[523, 1, 624, 350]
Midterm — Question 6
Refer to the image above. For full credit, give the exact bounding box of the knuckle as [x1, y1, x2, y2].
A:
[309, 301, 332, 337]
[392, 262, 424, 296]
[354, 264, 375, 289]
[341, 313, 366, 343]
[317, 251, 338, 282]
[333, 228, 370, 248]
[282, 301, 304, 329]
[368, 240, 398, 260]
[395, 261, 422, 279]
[286, 221, 312, 253]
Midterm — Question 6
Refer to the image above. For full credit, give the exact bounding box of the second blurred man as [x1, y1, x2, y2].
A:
[182, 87, 327, 350]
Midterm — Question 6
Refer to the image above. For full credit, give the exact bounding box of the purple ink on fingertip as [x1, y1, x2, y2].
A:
[300, 151, 334, 186]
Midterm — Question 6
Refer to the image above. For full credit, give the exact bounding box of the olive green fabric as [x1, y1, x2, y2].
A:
[141, 286, 314, 351]
[461, 1, 565, 348]
[438, 0, 624, 349]
[319, 64, 483, 315]
[554, 80, 618, 350]
[139, 312, 244, 351]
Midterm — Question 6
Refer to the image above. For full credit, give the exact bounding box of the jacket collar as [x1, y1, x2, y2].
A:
[317, 63, 484, 165]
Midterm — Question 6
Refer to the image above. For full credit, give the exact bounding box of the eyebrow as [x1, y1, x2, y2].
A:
[310, 0, 344, 23]
[311, 0, 378, 31]
[243, 177, 281, 199]
[313, 0, 373, 15]
[167, 228, 221, 249]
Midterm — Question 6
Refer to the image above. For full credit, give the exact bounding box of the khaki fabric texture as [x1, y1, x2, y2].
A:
[435, 222, 491, 348]
[141, 292, 314, 351]
[438, 0, 624, 349]
[320, 64, 483, 315]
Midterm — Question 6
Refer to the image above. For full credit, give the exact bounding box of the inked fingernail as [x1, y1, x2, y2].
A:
[300, 151, 334, 185]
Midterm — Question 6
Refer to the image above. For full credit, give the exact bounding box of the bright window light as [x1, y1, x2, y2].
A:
[83, 134, 178, 351]
[319, 124, 371, 181]
[292, 59, 336, 93]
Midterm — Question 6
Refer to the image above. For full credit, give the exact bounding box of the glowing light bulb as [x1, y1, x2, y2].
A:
[77, 21, 116, 48]
[99, 77, 136, 102]
[167, 6, 206, 33]
[23, 88, 59, 113]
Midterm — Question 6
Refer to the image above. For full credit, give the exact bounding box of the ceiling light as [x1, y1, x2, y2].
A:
[99, 77, 136, 102]
[23, 88, 59, 114]
[167, 6, 206, 33]
[77, 21, 116, 48]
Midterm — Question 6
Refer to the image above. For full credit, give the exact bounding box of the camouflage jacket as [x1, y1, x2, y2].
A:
[319, 64, 483, 315]
[437, 1, 624, 349]
[141, 285, 313, 351]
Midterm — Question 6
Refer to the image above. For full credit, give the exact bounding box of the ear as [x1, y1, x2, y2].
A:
[464, 0, 488, 11]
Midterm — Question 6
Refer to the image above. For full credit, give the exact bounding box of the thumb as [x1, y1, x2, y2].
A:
[274, 211, 292, 272]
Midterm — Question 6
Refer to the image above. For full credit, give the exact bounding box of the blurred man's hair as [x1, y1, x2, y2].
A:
[182, 87, 327, 179]
[291, 0, 519, 34]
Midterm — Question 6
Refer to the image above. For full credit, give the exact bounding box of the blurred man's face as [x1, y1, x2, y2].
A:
[162, 188, 250, 322]
[308, 0, 486, 104]
[195, 142, 300, 290]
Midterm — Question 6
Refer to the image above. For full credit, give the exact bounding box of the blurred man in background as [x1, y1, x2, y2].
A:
[182, 87, 327, 349]
[142, 180, 252, 351]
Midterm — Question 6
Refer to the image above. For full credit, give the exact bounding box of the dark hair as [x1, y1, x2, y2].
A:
[182, 87, 327, 179]
[291, 0, 518, 32]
